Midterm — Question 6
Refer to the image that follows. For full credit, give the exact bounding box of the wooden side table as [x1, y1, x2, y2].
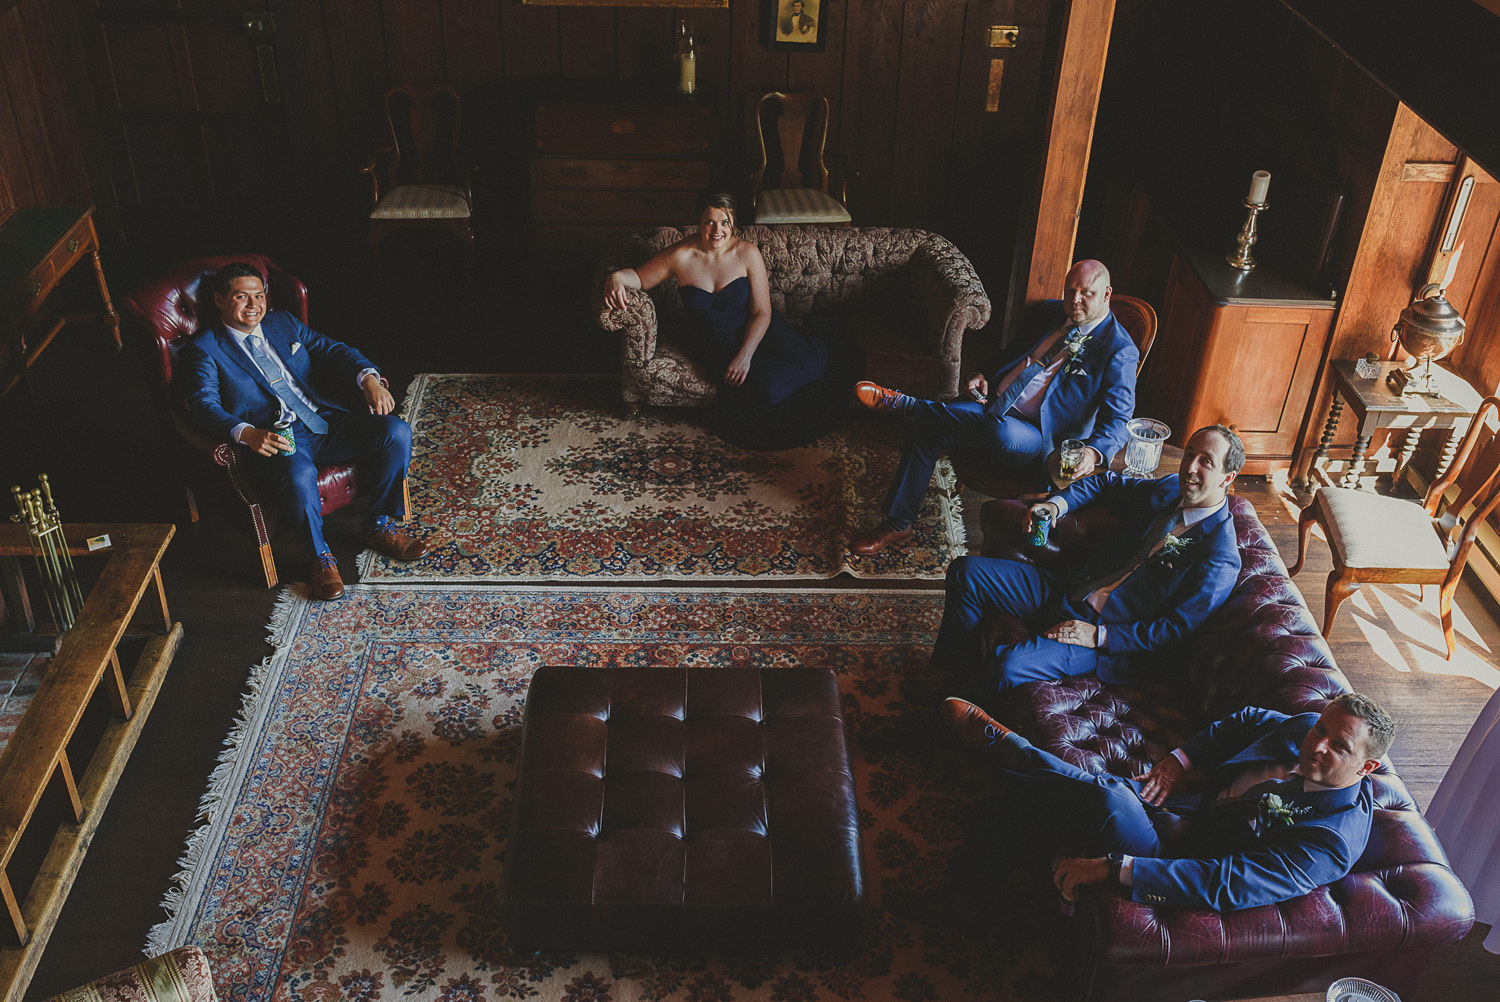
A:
[1304, 359, 1482, 490]
[0, 173, 121, 408]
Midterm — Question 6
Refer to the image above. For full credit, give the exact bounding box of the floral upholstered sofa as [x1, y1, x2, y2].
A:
[593, 225, 990, 408]
[978, 495, 1475, 1002]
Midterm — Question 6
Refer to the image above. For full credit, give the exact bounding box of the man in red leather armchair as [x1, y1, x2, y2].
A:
[178, 262, 429, 599]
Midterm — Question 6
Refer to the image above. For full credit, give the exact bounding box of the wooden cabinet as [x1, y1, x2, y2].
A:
[530, 88, 714, 265]
[1139, 250, 1337, 474]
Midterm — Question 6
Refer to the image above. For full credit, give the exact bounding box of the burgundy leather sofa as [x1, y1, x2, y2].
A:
[978, 494, 1475, 1002]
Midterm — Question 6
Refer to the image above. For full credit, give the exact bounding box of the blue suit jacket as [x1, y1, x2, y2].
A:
[178, 311, 375, 442]
[1132, 707, 1376, 911]
[988, 301, 1138, 463]
[1052, 472, 1241, 660]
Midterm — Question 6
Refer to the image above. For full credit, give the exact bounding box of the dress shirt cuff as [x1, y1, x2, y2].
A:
[1050, 495, 1070, 518]
[1086, 446, 1103, 467]
[1096, 623, 1107, 649]
[1171, 747, 1192, 770]
[1119, 856, 1134, 886]
[231, 422, 253, 445]
[357, 367, 384, 388]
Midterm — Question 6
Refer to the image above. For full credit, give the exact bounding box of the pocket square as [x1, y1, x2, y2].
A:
[290, 341, 302, 354]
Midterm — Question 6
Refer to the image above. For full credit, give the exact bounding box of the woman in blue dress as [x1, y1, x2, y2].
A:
[604, 192, 863, 450]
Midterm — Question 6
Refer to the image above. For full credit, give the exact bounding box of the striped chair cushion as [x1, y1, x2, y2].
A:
[370, 184, 470, 219]
[753, 187, 852, 225]
[1316, 485, 1450, 570]
[45, 945, 218, 1002]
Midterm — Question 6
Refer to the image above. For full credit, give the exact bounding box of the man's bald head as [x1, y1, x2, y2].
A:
[1063, 259, 1112, 327]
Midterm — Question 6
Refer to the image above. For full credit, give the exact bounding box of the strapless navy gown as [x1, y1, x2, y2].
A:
[679, 276, 864, 450]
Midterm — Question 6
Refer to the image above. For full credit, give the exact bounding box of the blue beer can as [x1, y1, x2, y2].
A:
[1029, 508, 1052, 547]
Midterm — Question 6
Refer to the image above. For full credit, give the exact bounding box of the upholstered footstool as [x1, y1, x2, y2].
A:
[500, 666, 864, 951]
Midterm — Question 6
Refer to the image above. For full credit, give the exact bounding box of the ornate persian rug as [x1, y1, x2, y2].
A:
[149, 587, 1063, 1002]
[356, 375, 965, 583]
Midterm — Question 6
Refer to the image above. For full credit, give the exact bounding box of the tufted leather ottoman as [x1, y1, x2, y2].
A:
[500, 666, 864, 952]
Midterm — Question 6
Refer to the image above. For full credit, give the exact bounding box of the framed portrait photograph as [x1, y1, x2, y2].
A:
[764, 0, 827, 52]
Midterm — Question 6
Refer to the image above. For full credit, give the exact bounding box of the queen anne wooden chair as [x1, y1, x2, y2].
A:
[949, 293, 1159, 500]
[360, 84, 476, 274]
[750, 90, 852, 225]
[1289, 394, 1500, 658]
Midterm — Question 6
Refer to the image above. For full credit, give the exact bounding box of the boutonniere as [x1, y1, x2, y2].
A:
[290, 341, 302, 354]
[1153, 533, 1196, 570]
[1061, 328, 1093, 375]
[1254, 792, 1311, 835]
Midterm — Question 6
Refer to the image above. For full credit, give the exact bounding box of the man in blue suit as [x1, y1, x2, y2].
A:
[851, 259, 1137, 554]
[179, 262, 428, 600]
[932, 424, 1244, 700]
[937, 693, 1395, 913]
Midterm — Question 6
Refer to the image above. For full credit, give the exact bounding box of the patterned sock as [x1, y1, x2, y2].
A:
[372, 514, 392, 532]
[317, 552, 338, 570]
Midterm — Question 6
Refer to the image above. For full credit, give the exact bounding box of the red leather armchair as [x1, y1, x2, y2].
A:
[977, 496, 1474, 1001]
[122, 255, 363, 587]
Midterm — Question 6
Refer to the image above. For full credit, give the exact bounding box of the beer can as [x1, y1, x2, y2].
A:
[273, 419, 296, 456]
[1028, 508, 1052, 547]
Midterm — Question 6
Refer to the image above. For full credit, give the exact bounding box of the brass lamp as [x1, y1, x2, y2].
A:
[1388, 283, 1466, 396]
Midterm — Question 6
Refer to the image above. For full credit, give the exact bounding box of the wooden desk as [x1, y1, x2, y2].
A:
[0, 524, 180, 1002]
[0, 170, 120, 406]
[1306, 359, 1482, 490]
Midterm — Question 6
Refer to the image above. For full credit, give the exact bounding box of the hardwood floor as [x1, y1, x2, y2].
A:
[2, 237, 1495, 999]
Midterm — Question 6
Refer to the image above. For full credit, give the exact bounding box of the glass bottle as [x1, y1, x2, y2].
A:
[676, 20, 696, 96]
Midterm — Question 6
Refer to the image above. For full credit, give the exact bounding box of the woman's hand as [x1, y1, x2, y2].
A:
[604, 270, 635, 311]
[725, 349, 755, 387]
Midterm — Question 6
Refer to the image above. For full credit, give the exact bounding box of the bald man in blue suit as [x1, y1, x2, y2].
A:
[935, 694, 1395, 913]
[852, 259, 1138, 555]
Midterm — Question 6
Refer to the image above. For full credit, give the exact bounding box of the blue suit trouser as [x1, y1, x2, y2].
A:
[243, 411, 412, 557]
[949, 733, 1163, 897]
[881, 400, 1045, 525]
[932, 556, 1127, 706]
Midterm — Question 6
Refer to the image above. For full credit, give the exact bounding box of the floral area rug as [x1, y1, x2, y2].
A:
[148, 587, 1063, 1002]
[356, 375, 965, 583]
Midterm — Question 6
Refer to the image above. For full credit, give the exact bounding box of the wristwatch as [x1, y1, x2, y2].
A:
[1107, 852, 1125, 883]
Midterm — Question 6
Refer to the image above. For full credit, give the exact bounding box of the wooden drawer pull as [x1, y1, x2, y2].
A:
[67, 239, 80, 254]
[560, 165, 584, 178]
[29, 283, 42, 298]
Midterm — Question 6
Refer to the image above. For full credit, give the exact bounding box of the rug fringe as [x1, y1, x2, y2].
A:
[145, 587, 310, 957]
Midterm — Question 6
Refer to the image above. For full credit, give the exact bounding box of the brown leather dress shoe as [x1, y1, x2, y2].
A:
[855, 380, 905, 411]
[942, 697, 1013, 755]
[362, 522, 431, 561]
[310, 556, 345, 601]
[851, 520, 915, 555]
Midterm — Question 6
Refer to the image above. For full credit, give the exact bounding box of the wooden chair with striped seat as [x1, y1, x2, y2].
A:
[750, 90, 852, 226]
[360, 84, 476, 276]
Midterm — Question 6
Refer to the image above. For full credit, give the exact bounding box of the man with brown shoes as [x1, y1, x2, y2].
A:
[851, 260, 1137, 555]
[179, 262, 429, 599]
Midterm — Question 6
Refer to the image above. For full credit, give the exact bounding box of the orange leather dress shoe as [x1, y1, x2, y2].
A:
[310, 555, 345, 601]
[942, 697, 1013, 755]
[850, 520, 914, 555]
[855, 380, 905, 411]
[362, 522, 431, 561]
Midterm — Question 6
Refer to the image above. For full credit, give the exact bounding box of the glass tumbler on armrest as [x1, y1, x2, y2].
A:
[1123, 418, 1170, 477]
[1059, 438, 1086, 481]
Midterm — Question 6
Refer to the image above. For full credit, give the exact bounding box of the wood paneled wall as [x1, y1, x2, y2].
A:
[55, 0, 1061, 304]
[0, 0, 94, 208]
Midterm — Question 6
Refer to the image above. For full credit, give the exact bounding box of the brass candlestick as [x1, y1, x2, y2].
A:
[1226, 199, 1269, 271]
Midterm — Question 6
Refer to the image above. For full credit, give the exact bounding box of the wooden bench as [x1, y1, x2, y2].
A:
[0, 524, 181, 1002]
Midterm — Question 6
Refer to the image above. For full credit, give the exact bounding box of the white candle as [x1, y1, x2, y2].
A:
[1248, 170, 1271, 204]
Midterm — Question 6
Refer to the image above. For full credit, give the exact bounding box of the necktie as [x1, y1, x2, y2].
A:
[988, 326, 1077, 415]
[244, 334, 328, 434]
[1070, 507, 1184, 608]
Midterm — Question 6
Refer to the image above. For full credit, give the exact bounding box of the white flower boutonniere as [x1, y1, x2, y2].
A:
[1153, 534, 1197, 570]
[1061, 328, 1093, 375]
[1254, 791, 1311, 836]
